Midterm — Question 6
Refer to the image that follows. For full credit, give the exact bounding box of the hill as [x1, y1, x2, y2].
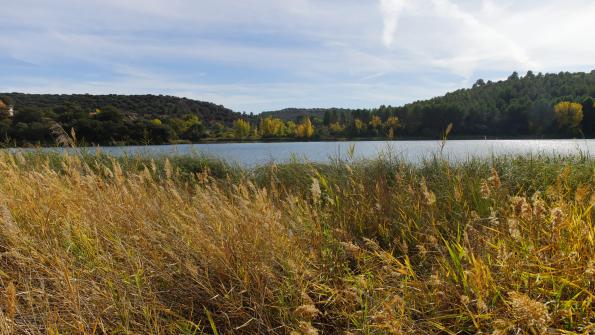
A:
[392, 70, 595, 137]
[0, 93, 243, 145]
[1, 93, 238, 123]
[260, 108, 353, 122]
[264, 71, 595, 139]
[0, 70, 593, 146]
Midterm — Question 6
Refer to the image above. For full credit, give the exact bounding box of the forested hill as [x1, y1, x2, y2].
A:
[260, 108, 352, 121]
[264, 71, 594, 139]
[0, 93, 243, 146]
[391, 70, 595, 137]
[1, 93, 239, 123]
[0, 71, 593, 146]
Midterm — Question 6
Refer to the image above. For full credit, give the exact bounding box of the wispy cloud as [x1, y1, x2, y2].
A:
[426, 0, 536, 76]
[380, 0, 408, 47]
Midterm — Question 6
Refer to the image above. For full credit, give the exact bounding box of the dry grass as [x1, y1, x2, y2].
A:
[0, 151, 593, 334]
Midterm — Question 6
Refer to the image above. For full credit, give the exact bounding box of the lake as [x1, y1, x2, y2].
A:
[22, 139, 595, 166]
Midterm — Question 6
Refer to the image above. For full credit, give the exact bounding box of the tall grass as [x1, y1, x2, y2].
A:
[0, 151, 592, 334]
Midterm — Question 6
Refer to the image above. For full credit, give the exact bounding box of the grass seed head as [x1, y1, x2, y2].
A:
[420, 179, 436, 205]
[480, 180, 492, 199]
[507, 219, 521, 241]
[550, 207, 564, 229]
[310, 178, 321, 203]
[294, 304, 320, 321]
[585, 259, 595, 277]
[532, 192, 546, 221]
[340, 241, 361, 257]
[489, 167, 501, 189]
[297, 321, 319, 335]
[5, 283, 16, 320]
[508, 291, 550, 334]
[459, 295, 470, 306]
[575, 185, 589, 203]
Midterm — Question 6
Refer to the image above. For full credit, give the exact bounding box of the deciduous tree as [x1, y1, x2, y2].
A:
[554, 101, 583, 131]
[233, 119, 251, 138]
[296, 117, 314, 138]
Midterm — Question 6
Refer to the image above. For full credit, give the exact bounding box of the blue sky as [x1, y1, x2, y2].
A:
[1, 0, 594, 113]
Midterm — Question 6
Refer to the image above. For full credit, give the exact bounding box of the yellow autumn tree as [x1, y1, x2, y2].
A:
[329, 122, 344, 135]
[304, 117, 314, 138]
[385, 116, 400, 129]
[233, 119, 251, 138]
[369, 115, 382, 129]
[259, 117, 286, 137]
[384, 116, 401, 138]
[296, 117, 314, 138]
[554, 101, 583, 130]
[0, 100, 6, 110]
[353, 118, 364, 135]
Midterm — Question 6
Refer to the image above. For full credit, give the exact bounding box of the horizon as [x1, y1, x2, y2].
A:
[1, 0, 595, 113]
[3, 69, 593, 114]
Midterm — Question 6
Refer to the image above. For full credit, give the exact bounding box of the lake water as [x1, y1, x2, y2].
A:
[25, 139, 595, 166]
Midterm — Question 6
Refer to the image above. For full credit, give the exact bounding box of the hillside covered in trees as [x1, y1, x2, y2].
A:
[0, 94, 243, 146]
[389, 70, 594, 138]
[0, 70, 593, 146]
[264, 70, 595, 139]
[260, 108, 351, 122]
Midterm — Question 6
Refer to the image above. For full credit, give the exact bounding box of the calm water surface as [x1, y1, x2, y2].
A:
[29, 139, 595, 166]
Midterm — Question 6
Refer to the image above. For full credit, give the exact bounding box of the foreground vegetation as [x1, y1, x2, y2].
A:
[0, 151, 593, 334]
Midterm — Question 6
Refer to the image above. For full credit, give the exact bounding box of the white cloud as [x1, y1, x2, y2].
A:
[426, 0, 536, 75]
[0, 0, 594, 112]
[380, 0, 409, 47]
[375, 0, 594, 78]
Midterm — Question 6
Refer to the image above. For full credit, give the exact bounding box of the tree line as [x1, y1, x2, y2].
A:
[0, 70, 593, 146]
[263, 71, 594, 139]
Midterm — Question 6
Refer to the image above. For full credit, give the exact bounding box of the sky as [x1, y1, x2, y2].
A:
[1, 0, 594, 113]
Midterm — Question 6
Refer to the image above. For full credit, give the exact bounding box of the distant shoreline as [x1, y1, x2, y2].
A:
[5, 136, 593, 150]
[192, 135, 592, 144]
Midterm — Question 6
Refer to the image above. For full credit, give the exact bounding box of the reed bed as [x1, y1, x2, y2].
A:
[0, 151, 593, 334]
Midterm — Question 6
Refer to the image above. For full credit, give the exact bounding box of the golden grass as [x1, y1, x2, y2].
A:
[0, 152, 593, 334]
